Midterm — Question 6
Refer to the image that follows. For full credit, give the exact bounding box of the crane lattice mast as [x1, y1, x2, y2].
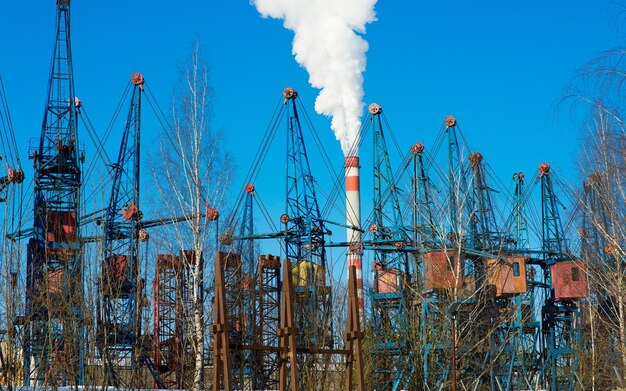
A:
[281, 87, 333, 384]
[445, 116, 472, 240]
[411, 142, 436, 249]
[367, 103, 413, 390]
[468, 152, 500, 252]
[97, 73, 146, 387]
[25, 0, 84, 385]
[538, 163, 585, 391]
[492, 172, 542, 390]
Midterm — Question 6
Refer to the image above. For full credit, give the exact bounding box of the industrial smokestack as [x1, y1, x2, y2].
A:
[345, 156, 363, 318]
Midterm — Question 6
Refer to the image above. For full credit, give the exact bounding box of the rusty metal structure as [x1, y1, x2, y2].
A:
[231, 185, 258, 389]
[153, 254, 181, 388]
[222, 251, 245, 387]
[153, 251, 203, 389]
[254, 254, 281, 389]
[212, 252, 233, 391]
[216, 88, 369, 389]
[211, 254, 365, 391]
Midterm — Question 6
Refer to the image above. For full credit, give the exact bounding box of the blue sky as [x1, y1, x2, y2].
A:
[0, 1, 621, 277]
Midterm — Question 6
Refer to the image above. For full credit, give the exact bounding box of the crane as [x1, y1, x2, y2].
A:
[282, 87, 333, 351]
[96, 72, 145, 387]
[538, 163, 586, 390]
[367, 103, 413, 390]
[24, 0, 85, 385]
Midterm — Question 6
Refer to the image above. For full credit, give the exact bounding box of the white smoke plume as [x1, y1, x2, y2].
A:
[252, 0, 377, 156]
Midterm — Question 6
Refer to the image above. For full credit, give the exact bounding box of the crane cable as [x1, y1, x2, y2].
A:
[78, 83, 134, 217]
[0, 75, 20, 169]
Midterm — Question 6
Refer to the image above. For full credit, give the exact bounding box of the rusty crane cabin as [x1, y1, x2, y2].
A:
[486, 256, 528, 297]
[373, 263, 407, 294]
[423, 250, 464, 291]
[550, 261, 588, 301]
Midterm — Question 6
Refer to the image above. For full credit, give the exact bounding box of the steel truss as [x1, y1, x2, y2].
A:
[25, 1, 84, 385]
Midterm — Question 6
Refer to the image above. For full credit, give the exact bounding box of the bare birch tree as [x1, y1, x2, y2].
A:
[151, 41, 232, 390]
[565, 46, 626, 388]
[577, 106, 626, 388]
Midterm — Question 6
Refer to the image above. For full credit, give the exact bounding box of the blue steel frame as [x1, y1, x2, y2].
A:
[538, 168, 583, 391]
[410, 142, 456, 390]
[282, 92, 332, 349]
[468, 153, 499, 252]
[422, 121, 479, 389]
[493, 173, 542, 390]
[25, 0, 85, 385]
[447, 121, 472, 240]
[97, 81, 143, 386]
[411, 145, 436, 249]
[368, 108, 413, 390]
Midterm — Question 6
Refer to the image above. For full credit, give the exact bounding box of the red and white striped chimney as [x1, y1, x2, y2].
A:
[345, 156, 363, 319]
